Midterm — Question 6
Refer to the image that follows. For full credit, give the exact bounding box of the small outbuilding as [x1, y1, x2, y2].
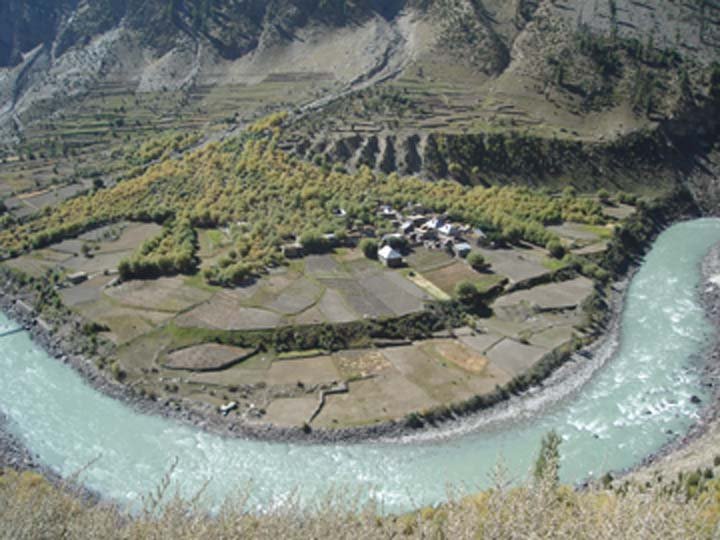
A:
[378, 245, 403, 268]
[454, 242, 472, 258]
[67, 271, 88, 285]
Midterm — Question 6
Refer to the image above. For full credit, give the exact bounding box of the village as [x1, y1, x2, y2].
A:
[1, 197, 626, 430]
[281, 202, 487, 269]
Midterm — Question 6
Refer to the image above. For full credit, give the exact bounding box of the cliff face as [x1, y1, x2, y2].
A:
[0, 0, 412, 69]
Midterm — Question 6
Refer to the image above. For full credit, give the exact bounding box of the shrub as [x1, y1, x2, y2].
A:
[455, 281, 482, 309]
[385, 235, 409, 253]
[360, 238, 378, 260]
[546, 239, 566, 259]
[300, 230, 331, 254]
[468, 252, 489, 272]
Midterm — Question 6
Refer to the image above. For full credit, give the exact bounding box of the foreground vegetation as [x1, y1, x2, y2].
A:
[1, 454, 718, 539]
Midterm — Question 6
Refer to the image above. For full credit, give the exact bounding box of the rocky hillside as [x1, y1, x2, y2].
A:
[2, 0, 720, 192]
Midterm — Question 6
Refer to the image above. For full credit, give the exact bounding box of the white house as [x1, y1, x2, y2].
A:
[439, 223, 460, 237]
[378, 245, 403, 268]
[426, 217, 444, 230]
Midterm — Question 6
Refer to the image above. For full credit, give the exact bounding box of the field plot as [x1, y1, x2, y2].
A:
[265, 398, 319, 427]
[405, 248, 455, 273]
[94, 223, 163, 253]
[60, 251, 130, 274]
[316, 277, 384, 318]
[163, 344, 256, 372]
[4, 221, 163, 280]
[314, 374, 437, 428]
[304, 254, 342, 276]
[423, 261, 505, 295]
[177, 297, 286, 331]
[197, 229, 233, 268]
[475, 246, 550, 284]
[266, 278, 323, 315]
[548, 222, 611, 255]
[333, 349, 391, 380]
[603, 203, 635, 220]
[312, 289, 357, 323]
[357, 272, 426, 316]
[422, 339, 489, 373]
[493, 277, 594, 311]
[105, 277, 212, 312]
[4, 255, 59, 277]
[5, 181, 91, 218]
[265, 356, 341, 386]
[60, 275, 114, 307]
[485, 338, 548, 376]
[75, 297, 175, 344]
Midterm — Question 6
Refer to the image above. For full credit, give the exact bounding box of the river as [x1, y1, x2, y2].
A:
[0, 218, 719, 513]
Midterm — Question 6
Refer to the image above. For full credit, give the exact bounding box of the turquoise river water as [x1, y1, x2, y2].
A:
[1, 218, 720, 513]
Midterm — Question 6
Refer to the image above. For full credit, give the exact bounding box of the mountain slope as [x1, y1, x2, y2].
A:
[1, 0, 720, 197]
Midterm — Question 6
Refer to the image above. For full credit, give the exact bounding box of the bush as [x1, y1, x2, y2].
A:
[360, 238, 378, 260]
[384, 235, 409, 253]
[300, 230, 331, 254]
[597, 189, 611, 204]
[546, 239, 566, 259]
[468, 252, 489, 272]
[455, 281, 482, 309]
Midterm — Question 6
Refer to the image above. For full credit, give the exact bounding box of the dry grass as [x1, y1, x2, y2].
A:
[0, 463, 717, 540]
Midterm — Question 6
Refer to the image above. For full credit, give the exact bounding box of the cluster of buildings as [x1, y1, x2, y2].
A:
[376, 204, 485, 267]
[281, 203, 486, 268]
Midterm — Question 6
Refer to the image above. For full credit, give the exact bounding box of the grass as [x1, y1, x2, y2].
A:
[581, 224, 615, 240]
[542, 257, 570, 271]
[277, 349, 328, 360]
[402, 270, 451, 300]
[0, 462, 717, 539]
[474, 273, 507, 293]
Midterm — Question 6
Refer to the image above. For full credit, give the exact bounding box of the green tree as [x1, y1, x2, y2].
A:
[546, 239, 565, 259]
[300, 230, 330, 254]
[360, 238, 378, 260]
[467, 252, 489, 272]
[455, 280, 481, 309]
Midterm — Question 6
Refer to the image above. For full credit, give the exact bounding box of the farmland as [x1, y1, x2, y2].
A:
[0, 118, 630, 429]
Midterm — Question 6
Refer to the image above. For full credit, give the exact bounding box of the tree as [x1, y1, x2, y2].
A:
[455, 281, 481, 310]
[468, 252, 489, 272]
[385, 235, 409, 253]
[360, 238, 378, 260]
[299, 230, 330, 254]
[534, 430, 562, 484]
[546, 239, 565, 259]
